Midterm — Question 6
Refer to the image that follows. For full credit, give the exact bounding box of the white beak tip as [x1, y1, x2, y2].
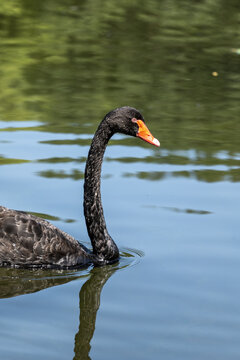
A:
[153, 138, 160, 147]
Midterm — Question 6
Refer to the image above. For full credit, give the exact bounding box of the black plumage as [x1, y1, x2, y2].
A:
[0, 106, 159, 268]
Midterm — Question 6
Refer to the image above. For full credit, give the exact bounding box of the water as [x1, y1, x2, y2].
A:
[0, 1, 240, 359]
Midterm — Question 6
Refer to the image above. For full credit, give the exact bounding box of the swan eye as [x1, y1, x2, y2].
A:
[131, 118, 138, 123]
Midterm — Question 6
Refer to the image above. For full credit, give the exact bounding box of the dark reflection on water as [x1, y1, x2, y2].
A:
[0, 266, 114, 360]
[28, 211, 76, 223]
[38, 168, 84, 180]
[124, 168, 240, 183]
[145, 205, 212, 215]
[73, 266, 116, 360]
[0, 156, 30, 165]
[0, 267, 107, 360]
[0, 248, 138, 299]
[0, 267, 86, 299]
[0, 251, 139, 360]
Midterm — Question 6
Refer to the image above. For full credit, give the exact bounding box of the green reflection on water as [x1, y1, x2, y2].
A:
[38, 168, 84, 180]
[0, 156, 30, 165]
[0, 0, 240, 183]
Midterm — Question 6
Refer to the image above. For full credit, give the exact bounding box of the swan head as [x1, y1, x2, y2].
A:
[104, 106, 160, 147]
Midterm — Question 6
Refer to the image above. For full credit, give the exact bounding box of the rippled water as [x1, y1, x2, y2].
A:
[1, 1, 240, 359]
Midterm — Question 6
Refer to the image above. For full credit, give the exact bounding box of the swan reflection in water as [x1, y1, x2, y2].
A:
[73, 265, 116, 360]
[0, 253, 137, 359]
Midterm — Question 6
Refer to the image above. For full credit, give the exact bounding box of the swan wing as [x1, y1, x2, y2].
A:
[0, 206, 90, 268]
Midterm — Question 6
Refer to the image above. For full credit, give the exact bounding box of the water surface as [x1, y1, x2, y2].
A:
[0, 1, 240, 359]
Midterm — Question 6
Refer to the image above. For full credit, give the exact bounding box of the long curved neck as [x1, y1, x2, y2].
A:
[84, 120, 119, 264]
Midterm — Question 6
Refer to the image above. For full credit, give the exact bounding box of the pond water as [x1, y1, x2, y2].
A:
[0, 1, 240, 359]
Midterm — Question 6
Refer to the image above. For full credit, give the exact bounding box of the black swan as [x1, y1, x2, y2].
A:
[0, 107, 160, 268]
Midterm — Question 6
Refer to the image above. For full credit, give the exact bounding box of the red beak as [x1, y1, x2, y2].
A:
[136, 120, 160, 147]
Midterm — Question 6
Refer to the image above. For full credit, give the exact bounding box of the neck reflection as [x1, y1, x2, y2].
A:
[74, 265, 116, 360]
